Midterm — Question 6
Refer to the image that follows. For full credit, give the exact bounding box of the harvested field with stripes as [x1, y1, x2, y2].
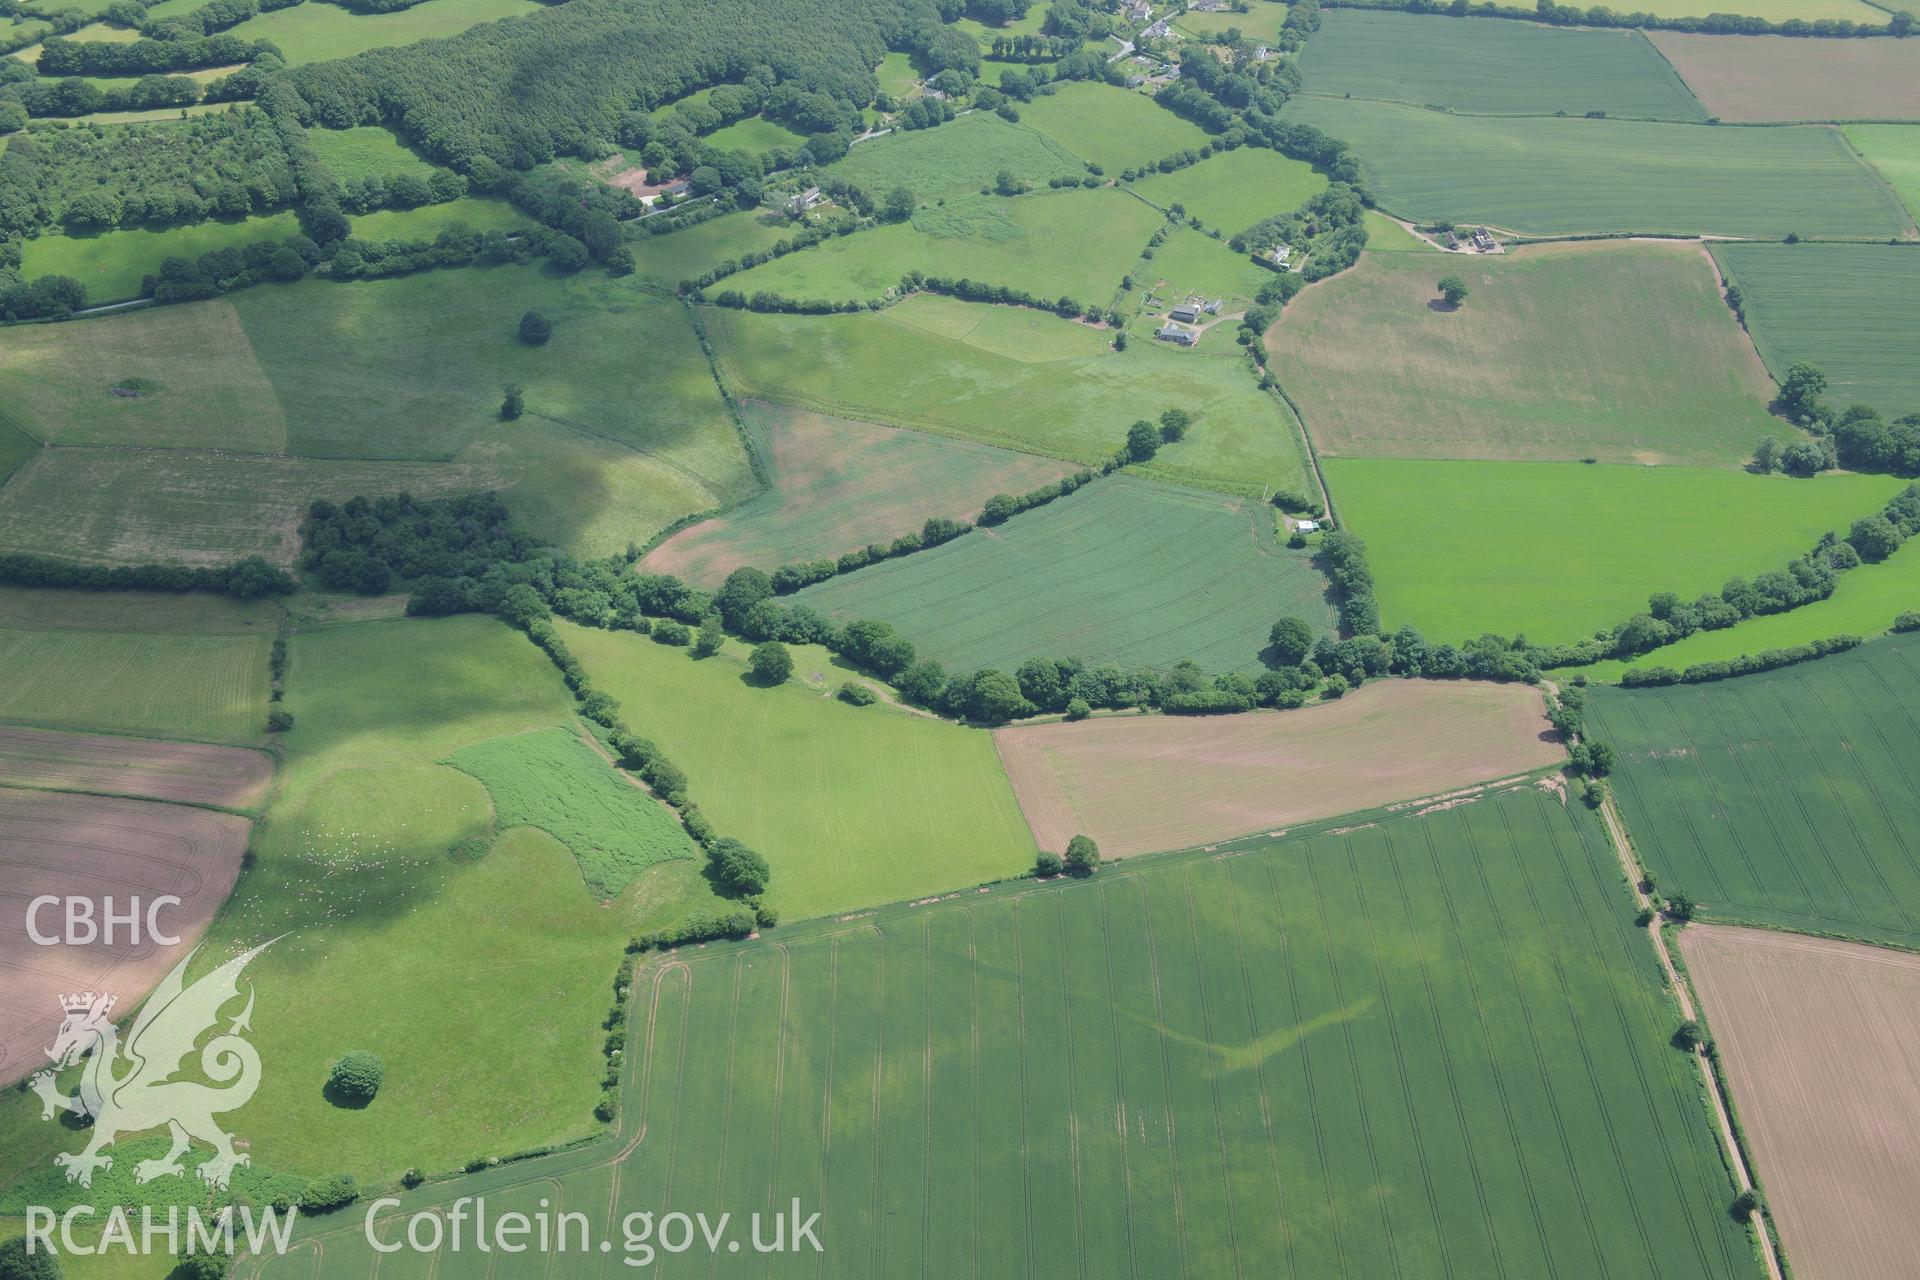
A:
[1650, 32, 1920, 123]
[0, 788, 249, 1086]
[255, 785, 1751, 1279]
[0, 725, 272, 808]
[994, 677, 1562, 856]
[1588, 632, 1920, 947]
[1680, 925, 1920, 1280]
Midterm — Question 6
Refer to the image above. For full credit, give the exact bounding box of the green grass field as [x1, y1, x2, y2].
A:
[446, 725, 702, 897]
[19, 211, 300, 305]
[557, 621, 1037, 921]
[349, 195, 532, 239]
[1591, 632, 1920, 947]
[1283, 96, 1914, 238]
[724, 187, 1157, 307]
[1712, 241, 1920, 418]
[794, 476, 1335, 673]
[1129, 144, 1326, 234]
[1624, 0, 1885, 17]
[0, 602, 267, 740]
[110, 615, 730, 1185]
[705, 295, 1315, 498]
[1361, 208, 1437, 251]
[1138, 225, 1279, 308]
[1269, 240, 1787, 466]
[876, 49, 918, 98]
[304, 124, 435, 182]
[1297, 11, 1706, 120]
[224, 0, 540, 64]
[1847, 124, 1920, 220]
[0, 415, 37, 484]
[1323, 458, 1906, 644]
[626, 206, 797, 285]
[827, 112, 1087, 199]
[1175, 0, 1291, 42]
[250, 784, 1751, 1280]
[1579, 530, 1920, 682]
[703, 113, 808, 154]
[641, 399, 1076, 586]
[1017, 80, 1213, 172]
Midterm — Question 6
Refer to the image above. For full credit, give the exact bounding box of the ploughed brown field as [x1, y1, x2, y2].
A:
[993, 677, 1562, 856]
[0, 725, 274, 809]
[0, 788, 249, 1085]
[1680, 925, 1920, 1280]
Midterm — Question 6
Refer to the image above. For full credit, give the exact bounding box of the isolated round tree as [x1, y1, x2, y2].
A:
[1064, 834, 1100, 876]
[326, 1050, 384, 1104]
[748, 641, 793, 684]
[517, 310, 551, 345]
[1268, 616, 1315, 667]
[1437, 275, 1469, 307]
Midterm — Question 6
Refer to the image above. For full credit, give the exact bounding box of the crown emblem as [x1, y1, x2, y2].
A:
[60, 992, 114, 1015]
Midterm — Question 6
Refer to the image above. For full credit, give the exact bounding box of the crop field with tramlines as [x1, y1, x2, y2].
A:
[1281, 96, 1914, 238]
[794, 476, 1336, 674]
[1589, 633, 1920, 948]
[248, 785, 1750, 1280]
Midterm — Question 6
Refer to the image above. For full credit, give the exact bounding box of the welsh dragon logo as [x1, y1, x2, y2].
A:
[30, 941, 274, 1190]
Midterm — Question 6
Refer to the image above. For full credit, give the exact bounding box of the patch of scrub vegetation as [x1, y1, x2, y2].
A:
[222, 0, 542, 65]
[721, 186, 1158, 308]
[558, 621, 1036, 922]
[1269, 240, 1786, 466]
[1296, 10, 1706, 119]
[1129, 145, 1326, 235]
[705, 297, 1314, 499]
[1713, 242, 1920, 420]
[1845, 125, 1920, 221]
[447, 726, 701, 896]
[795, 476, 1334, 674]
[641, 400, 1077, 587]
[825, 111, 1087, 199]
[1282, 96, 1913, 239]
[1590, 631, 1920, 947]
[19, 210, 300, 306]
[1323, 457, 1907, 645]
[257, 784, 1752, 1280]
[1015, 80, 1213, 173]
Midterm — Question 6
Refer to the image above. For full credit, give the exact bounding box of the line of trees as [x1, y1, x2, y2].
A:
[0, 550, 295, 596]
[1755, 363, 1920, 479]
[36, 31, 274, 76]
[1617, 634, 1864, 686]
[1327, 0, 1916, 38]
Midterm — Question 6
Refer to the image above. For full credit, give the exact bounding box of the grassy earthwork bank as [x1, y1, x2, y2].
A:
[703, 294, 1315, 498]
[1268, 239, 1786, 466]
[1322, 458, 1908, 644]
[556, 620, 1037, 922]
[1296, 10, 1707, 120]
[1590, 632, 1920, 948]
[1282, 95, 1915, 239]
[793, 475, 1336, 674]
[254, 784, 1753, 1280]
[1712, 241, 1920, 418]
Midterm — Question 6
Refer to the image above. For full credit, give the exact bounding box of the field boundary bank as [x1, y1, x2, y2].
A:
[1597, 792, 1786, 1280]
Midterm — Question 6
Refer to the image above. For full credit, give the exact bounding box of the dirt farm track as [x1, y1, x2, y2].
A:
[993, 677, 1563, 856]
[1680, 925, 1920, 1280]
[0, 787, 250, 1086]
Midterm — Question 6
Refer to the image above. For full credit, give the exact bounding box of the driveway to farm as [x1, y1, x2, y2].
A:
[1598, 793, 1785, 1280]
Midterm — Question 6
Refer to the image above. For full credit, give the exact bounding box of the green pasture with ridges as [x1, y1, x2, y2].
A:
[1016, 80, 1214, 172]
[252, 784, 1751, 1280]
[1296, 10, 1707, 120]
[827, 111, 1086, 199]
[795, 475, 1335, 674]
[1323, 458, 1907, 644]
[1591, 632, 1920, 947]
[1269, 240, 1787, 466]
[1128, 144, 1327, 234]
[1283, 96, 1913, 238]
[0, 625, 266, 741]
[1713, 242, 1920, 420]
[557, 621, 1036, 922]
[704, 295, 1315, 498]
[723, 187, 1158, 307]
